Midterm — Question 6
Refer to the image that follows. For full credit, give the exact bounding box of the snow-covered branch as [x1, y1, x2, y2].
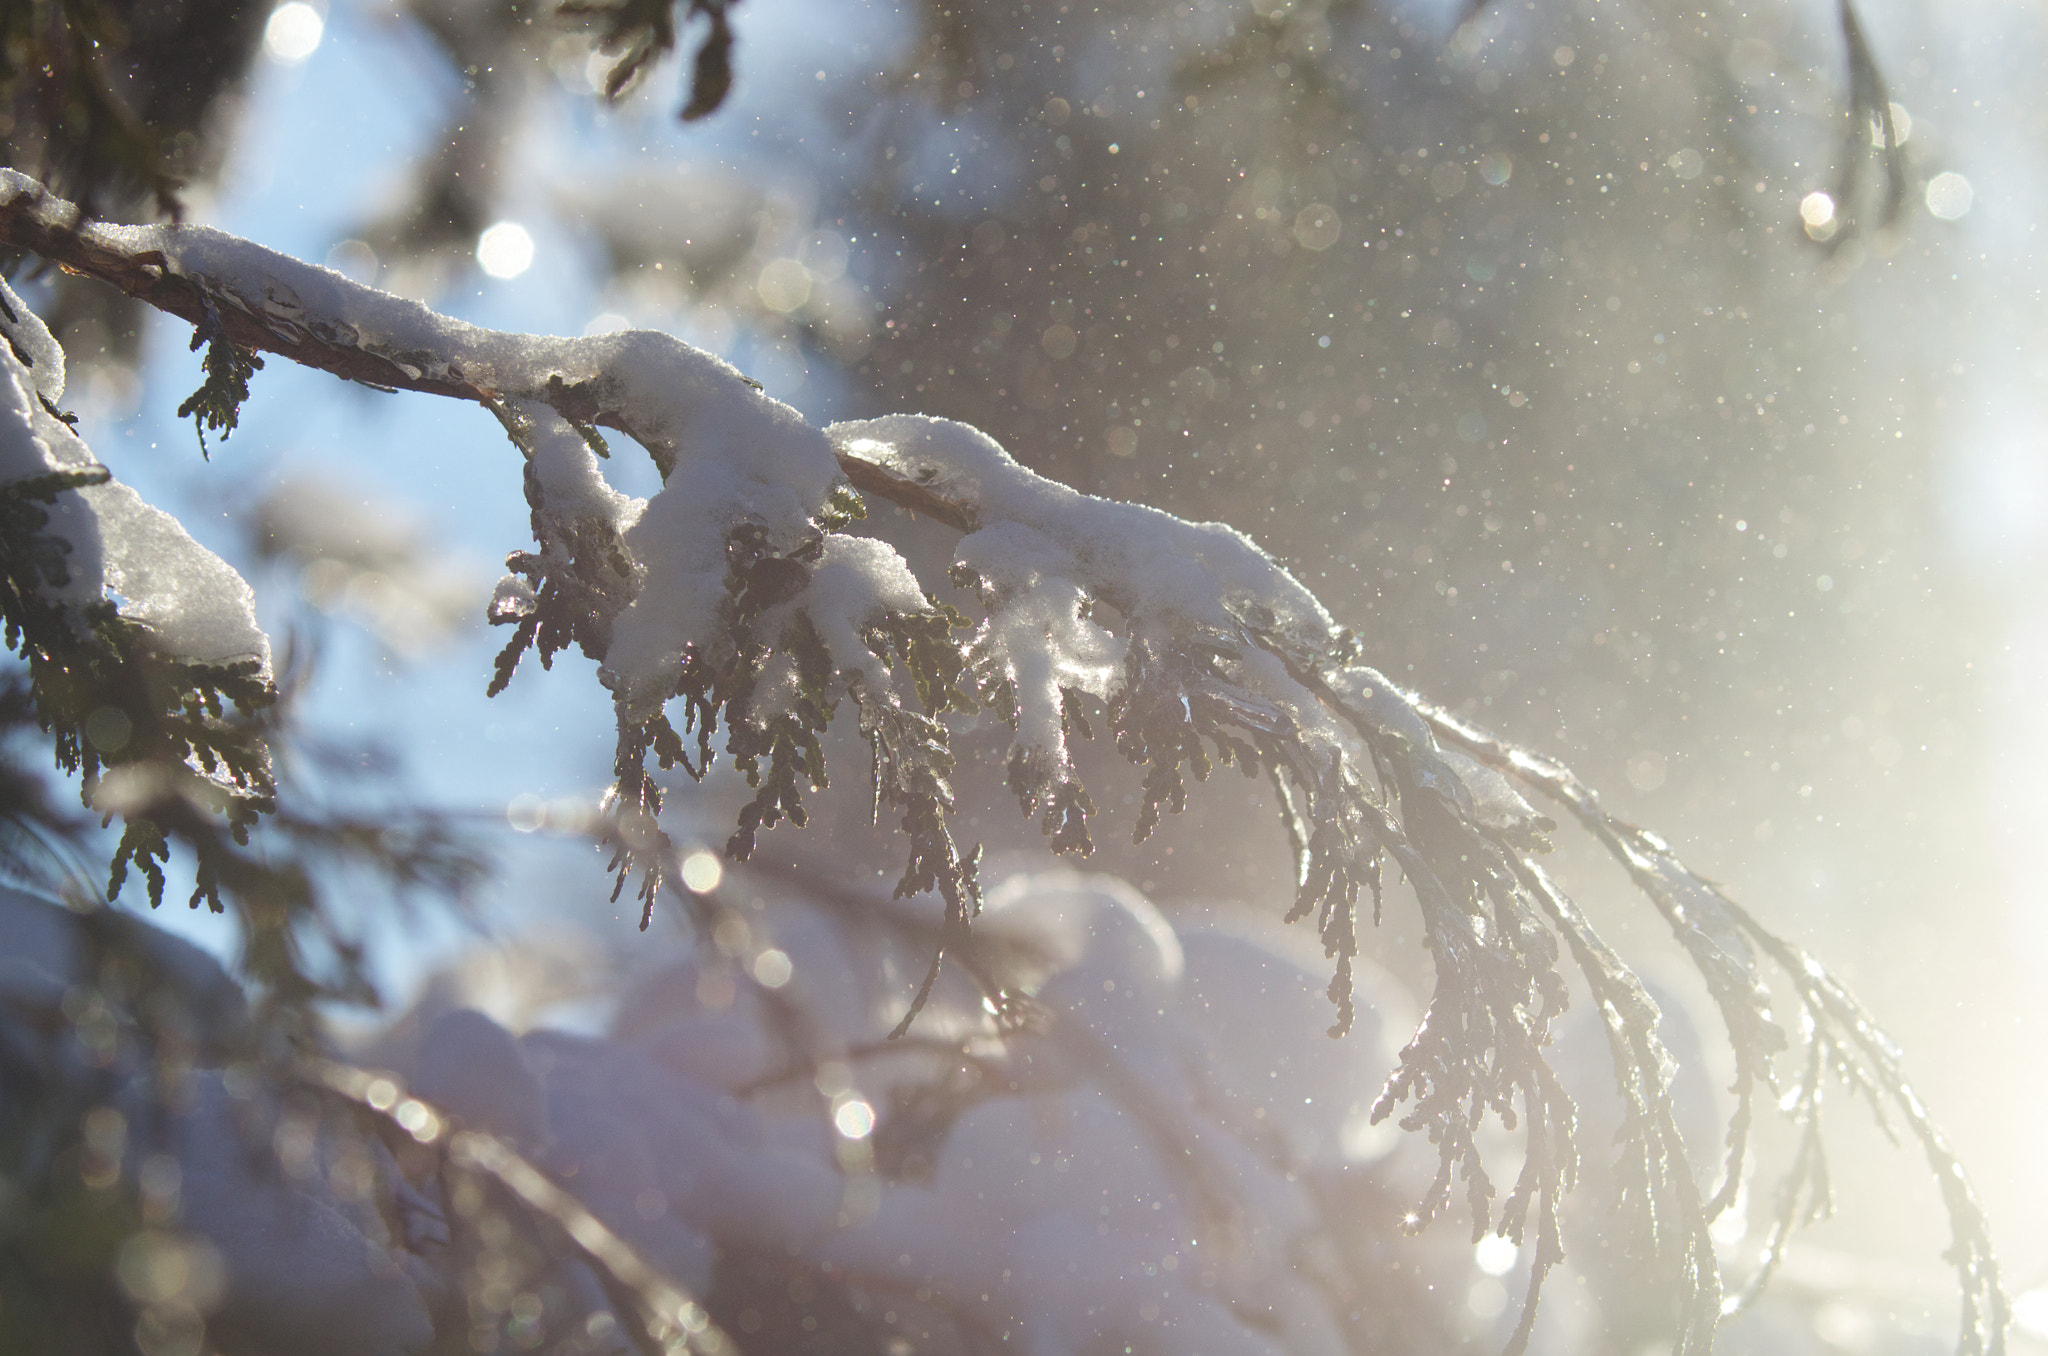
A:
[0, 168, 2005, 1356]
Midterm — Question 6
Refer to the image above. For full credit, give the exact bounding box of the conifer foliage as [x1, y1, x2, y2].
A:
[0, 164, 2008, 1355]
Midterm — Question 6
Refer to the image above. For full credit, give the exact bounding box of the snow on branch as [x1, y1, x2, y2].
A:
[0, 167, 2004, 1355]
[0, 267, 275, 916]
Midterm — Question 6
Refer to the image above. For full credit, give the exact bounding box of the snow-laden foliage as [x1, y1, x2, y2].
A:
[0, 168, 2006, 1355]
[0, 271, 274, 911]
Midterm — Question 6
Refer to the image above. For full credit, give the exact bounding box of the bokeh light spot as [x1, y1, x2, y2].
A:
[1294, 203, 1341, 251]
[757, 258, 813, 313]
[833, 1098, 876, 1139]
[477, 222, 535, 279]
[1926, 172, 1974, 221]
[264, 3, 324, 64]
[1474, 1234, 1518, 1276]
[680, 849, 724, 894]
[752, 948, 793, 988]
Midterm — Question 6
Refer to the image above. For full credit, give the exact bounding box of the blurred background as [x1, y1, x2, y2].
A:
[8, 0, 2048, 1346]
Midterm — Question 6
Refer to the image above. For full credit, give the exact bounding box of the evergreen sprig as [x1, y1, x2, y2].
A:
[484, 400, 641, 697]
[175, 329, 265, 459]
[0, 418, 279, 914]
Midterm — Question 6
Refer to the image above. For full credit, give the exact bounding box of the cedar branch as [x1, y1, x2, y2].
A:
[0, 170, 970, 526]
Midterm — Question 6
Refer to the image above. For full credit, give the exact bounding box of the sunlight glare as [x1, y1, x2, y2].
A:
[1474, 1234, 1519, 1276]
[264, 3, 324, 64]
[680, 849, 724, 894]
[477, 222, 535, 279]
[833, 1098, 875, 1139]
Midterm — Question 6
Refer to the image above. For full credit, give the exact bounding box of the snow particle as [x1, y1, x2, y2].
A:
[680, 849, 724, 894]
[1625, 751, 1668, 792]
[507, 794, 545, 833]
[477, 222, 535, 279]
[757, 258, 814, 313]
[85, 706, 133, 754]
[1293, 204, 1341, 251]
[263, 2, 324, 64]
[394, 1099, 442, 1143]
[115, 1229, 225, 1309]
[1925, 172, 1974, 221]
[1473, 1234, 1519, 1277]
[833, 1098, 876, 1140]
[323, 239, 377, 283]
[1799, 191, 1836, 242]
[752, 948, 793, 989]
[1468, 1277, 1509, 1319]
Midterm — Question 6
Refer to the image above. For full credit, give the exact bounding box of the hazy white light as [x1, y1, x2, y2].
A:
[756, 258, 813, 313]
[833, 1098, 876, 1139]
[679, 849, 723, 894]
[2013, 1287, 2048, 1340]
[1466, 1278, 1507, 1318]
[506, 794, 545, 833]
[1926, 171, 1974, 221]
[1473, 1234, 1519, 1276]
[1708, 1180, 1749, 1246]
[264, 2, 324, 63]
[1666, 148, 1703, 181]
[1625, 750, 1668, 792]
[1339, 1110, 1399, 1161]
[812, 1061, 852, 1097]
[394, 1099, 441, 1143]
[1799, 191, 1836, 227]
[1293, 203, 1341, 251]
[477, 222, 535, 279]
[752, 948, 793, 989]
[1942, 417, 2047, 567]
[324, 238, 377, 283]
[115, 1230, 224, 1310]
